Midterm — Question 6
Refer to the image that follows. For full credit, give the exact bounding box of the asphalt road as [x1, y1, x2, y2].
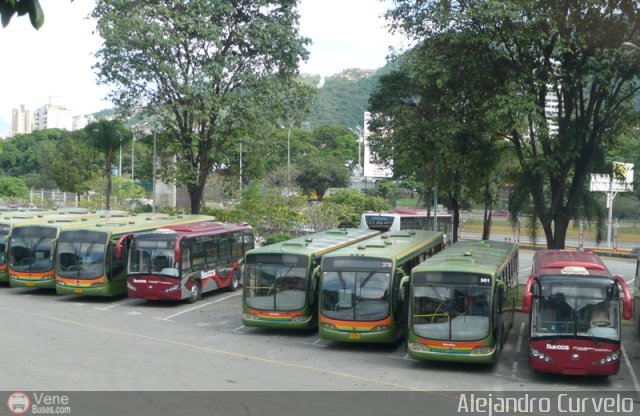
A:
[0, 250, 638, 415]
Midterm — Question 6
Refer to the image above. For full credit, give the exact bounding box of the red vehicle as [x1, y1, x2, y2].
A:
[522, 250, 632, 376]
[127, 221, 254, 302]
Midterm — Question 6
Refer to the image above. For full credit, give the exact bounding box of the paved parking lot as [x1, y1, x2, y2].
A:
[1, 279, 638, 394]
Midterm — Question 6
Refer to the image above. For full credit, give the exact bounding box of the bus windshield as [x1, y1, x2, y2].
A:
[129, 238, 178, 277]
[56, 231, 106, 279]
[531, 282, 620, 342]
[9, 227, 57, 273]
[411, 273, 491, 341]
[245, 253, 308, 311]
[322, 257, 391, 321]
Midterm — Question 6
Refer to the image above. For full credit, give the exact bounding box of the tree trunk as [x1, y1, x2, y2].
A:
[105, 173, 112, 210]
[189, 184, 204, 214]
[482, 209, 492, 240]
[449, 194, 460, 243]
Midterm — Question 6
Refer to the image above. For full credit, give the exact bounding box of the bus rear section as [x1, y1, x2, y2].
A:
[406, 240, 519, 363]
[319, 230, 444, 343]
[127, 221, 254, 302]
[523, 250, 633, 376]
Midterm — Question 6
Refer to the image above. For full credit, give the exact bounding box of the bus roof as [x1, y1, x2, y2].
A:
[412, 240, 518, 276]
[245, 228, 380, 258]
[322, 230, 443, 262]
[532, 250, 610, 277]
[56, 215, 216, 238]
[134, 220, 251, 239]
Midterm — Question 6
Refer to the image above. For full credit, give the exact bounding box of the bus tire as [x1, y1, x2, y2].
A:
[228, 270, 241, 292]
[188, 281, 201, 304]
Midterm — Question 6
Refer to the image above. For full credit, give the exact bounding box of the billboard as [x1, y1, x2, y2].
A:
[362, 112, 393, 179]
[589, 162, 634, 192]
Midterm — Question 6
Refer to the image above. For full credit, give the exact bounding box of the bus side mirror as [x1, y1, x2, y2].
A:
[521, 274, 535, 313]
[115, 243, 123, 260]
[399, 275, 410, 301]
[613, 275, 633, 320]
[309, 266, 321, 304]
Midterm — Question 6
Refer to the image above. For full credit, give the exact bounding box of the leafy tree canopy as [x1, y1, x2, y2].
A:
[0, 0, 44, 29]
[93, 0, 314, 214]
[0, 176, 29, 200]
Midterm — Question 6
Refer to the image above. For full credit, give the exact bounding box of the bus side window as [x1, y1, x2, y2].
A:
[243, 234, 254, 252]
[232, 235, 243, 258]
[181, 245, 192, 273]
[219, 236, 232, 265]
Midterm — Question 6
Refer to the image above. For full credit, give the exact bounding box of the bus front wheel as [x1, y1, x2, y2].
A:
[228, 270, 241, 292]
[188, 281, 201, 303]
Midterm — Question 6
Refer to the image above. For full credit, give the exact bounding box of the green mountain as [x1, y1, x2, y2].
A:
[301, 67, 388, 129]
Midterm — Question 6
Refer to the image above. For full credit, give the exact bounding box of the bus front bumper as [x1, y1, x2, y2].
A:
[10, 276, 56, 289]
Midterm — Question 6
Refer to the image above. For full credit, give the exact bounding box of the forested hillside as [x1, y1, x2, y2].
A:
[302, 67, 388, 129]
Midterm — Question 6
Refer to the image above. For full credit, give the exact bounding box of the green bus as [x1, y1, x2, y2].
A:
[55, 214, 214, 296]
[242, 228, 380, 329]
[7, 213, 135, 289]
[319, 230, 445, 343]
[1, 211, 131, 284]
[406, 240, 518, 363]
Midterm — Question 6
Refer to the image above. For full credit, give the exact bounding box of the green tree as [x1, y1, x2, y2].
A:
[51, 133, 100, 198]
[387, 0, 640, 249]
[0, 176, 29, 200]
[84, 119, 132, 210]
[0, 0, 44, 29]
[323, 188, 391, 227]
[93, 0, 313, 214]
[368, 34, 506, 242]
[296, 156, 350, 201]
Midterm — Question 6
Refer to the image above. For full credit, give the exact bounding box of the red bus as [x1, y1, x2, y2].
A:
[522, 250, 632, 376]
[127, 221, 254, 302]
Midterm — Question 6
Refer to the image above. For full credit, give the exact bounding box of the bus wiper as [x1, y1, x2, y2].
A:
[426, 282, 445, 301]
[586, 328, 601, 347]
[337, 270, 347, 290]
[359, 270, 376, 288]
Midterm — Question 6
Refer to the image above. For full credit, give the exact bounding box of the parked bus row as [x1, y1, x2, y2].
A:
[242, 229, 637, 377]
[1, 208, 636, 377]
[0, 211, 255, 301]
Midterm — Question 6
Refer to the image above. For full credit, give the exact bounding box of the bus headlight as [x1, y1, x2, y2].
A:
[371, 325, 391, 332]
[320, 322, 337, 330]
[57, 281, 65, 286]
[127, 282, 136, 291]
[531, 348, 552, 362]
[470, 346, 495, 355]
[291, 315, 310, 322]
[42, 275, 54, 280]
[242, 313, 258, 320]
[408, 342, 430, 352]
[164, 285, 180, 293]
[597, 352, 620, 365]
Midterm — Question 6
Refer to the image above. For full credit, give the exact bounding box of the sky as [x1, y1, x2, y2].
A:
[0, 0, 406, 137]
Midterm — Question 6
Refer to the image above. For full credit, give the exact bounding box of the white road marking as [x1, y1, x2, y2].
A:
[621, 345, 640, 400]
[154, 292, 241, 321]
[95, 298, 138, 311]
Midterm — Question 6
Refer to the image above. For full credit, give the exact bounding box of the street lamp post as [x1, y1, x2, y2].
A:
[287, 125, 291, 193]
[152, 128, 157, 214]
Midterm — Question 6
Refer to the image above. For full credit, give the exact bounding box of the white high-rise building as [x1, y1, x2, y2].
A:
[72, 114, 95, 131]
[11, 105, 33, 136]
[32, 98, 73, 131]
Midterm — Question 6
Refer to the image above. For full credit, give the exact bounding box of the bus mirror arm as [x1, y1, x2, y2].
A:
[521, 274, 535, 313]
[309, 265, 321, 304]
[399, 275, 410, 290]
[613, 275, 633, 320]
